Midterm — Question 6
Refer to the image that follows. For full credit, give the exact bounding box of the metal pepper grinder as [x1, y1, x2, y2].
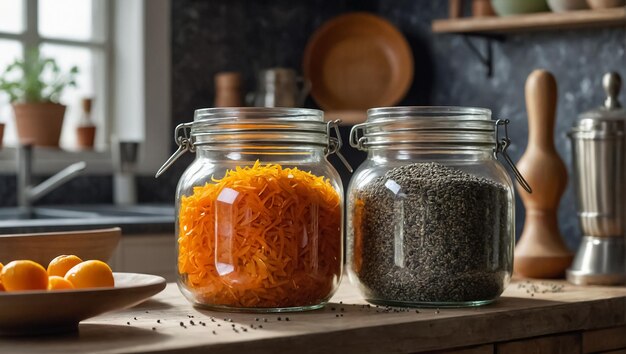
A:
[567, 72, 626, 285]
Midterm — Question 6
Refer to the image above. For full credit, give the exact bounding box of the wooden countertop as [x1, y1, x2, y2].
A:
[2, 280, 626, 354]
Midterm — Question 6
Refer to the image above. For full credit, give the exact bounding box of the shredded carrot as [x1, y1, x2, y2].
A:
[178, 161, 342, 308]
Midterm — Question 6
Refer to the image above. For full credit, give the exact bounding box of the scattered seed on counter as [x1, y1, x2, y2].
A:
[157, 320, 161, 324]
[126, 322, 130, 325]
[133, 317, 137, 320]
[259, 325, 263, 328]
[190, 320, 195, 326]
[217, 324, 221, 327]
[212, 331, 217, 335]
[152, 327, 156, 331]
[285, 317, 290, 321]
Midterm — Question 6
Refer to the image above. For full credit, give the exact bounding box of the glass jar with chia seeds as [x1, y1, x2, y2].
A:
[347, 106, 530, 307]
[156, 108, 345, 312]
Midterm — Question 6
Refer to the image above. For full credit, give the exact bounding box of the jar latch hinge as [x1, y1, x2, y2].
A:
[327, 120, 353, 173]
[348, 123, 367, 151]
[494, 119, 532, 193]
[155, 122, 195, 178]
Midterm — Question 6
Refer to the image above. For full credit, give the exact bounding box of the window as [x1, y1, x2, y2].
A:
[0, 0, 110, 150]
[0, 0, 170, 175]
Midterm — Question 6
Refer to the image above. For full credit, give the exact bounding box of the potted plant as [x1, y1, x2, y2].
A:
[0, 49, 78, 147]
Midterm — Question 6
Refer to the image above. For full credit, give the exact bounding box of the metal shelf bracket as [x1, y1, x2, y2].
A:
[461, 34, 504, 78]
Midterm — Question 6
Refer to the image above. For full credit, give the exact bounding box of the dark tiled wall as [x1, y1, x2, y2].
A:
[1, 1, 624, 252]
[170, 0, 625, 250]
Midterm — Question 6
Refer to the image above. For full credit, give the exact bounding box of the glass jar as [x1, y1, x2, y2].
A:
[157, 108, 344, 312]
[347, 107, 529, 308]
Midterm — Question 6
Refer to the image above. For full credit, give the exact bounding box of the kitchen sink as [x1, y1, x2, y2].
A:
[0, 207, 100, 220]
[0, 204, 175, 234]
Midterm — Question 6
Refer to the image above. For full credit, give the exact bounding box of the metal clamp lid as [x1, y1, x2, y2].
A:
[576, 72, 625, 125]
[495, 119, 532, 194]
[155, 120, 352, 178]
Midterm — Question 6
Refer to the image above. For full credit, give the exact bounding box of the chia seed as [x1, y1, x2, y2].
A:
[350, 162, 511, 305]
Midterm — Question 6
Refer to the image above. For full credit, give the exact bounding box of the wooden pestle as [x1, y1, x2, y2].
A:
[514, 69, 573, 279]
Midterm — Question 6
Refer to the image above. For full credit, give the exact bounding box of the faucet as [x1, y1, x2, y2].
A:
[16, 144, 87, 212]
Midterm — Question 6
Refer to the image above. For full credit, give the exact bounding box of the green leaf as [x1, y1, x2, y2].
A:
[0, 47, 80, 104]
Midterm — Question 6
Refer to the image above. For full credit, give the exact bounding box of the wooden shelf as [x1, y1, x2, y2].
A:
[432, 8, 625, 34]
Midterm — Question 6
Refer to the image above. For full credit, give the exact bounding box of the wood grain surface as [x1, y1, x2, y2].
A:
[0, 227, 121, 266]
[432, 7, 626, 34]
[1, 280, 625, 354]
[514, 69, 573, 279]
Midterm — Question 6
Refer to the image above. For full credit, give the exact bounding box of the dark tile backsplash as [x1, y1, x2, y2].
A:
[1, 0, 624, 251]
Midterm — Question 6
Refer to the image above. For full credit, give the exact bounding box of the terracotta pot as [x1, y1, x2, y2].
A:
[76, 125, 96, 149]
[473, 0, 497, 16]
[12, 102, 66, 147]
[0, 123, 4, 148]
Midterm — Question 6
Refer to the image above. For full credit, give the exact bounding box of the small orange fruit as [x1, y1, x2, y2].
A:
[0, 260, 48, 291]
[0, 262, 4, 291]
[47, 255, 83, 277]
[64, 260, 114, 289]
[47, 276, 75, 290]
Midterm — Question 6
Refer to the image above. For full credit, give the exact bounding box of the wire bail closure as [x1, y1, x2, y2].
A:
[155, 122, 194, 178]
[494, 119, 532, 194]
[156, 120, 353, 177]
[327, 120, 353, 173]
[349, 123, 367, 151]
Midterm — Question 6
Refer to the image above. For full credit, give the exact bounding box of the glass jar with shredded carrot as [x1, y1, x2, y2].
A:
[156, 108, 346, 312]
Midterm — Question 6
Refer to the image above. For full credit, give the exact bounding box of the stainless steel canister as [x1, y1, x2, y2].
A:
[567, 72, 626, 285]
[249, 68, 310, 108]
